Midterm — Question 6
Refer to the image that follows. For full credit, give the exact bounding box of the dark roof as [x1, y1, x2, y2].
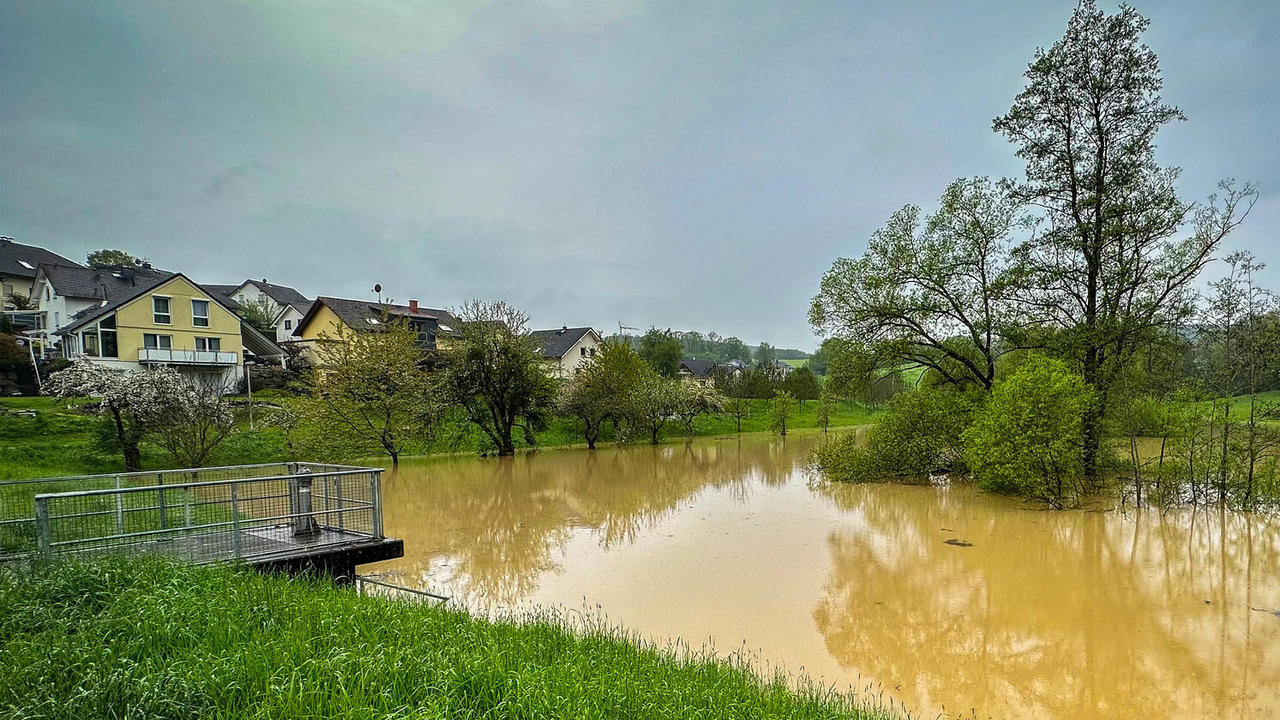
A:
[529, 326, 595, 359]
[295, 296, 460, 337]
[58, 273, 238, 335]
[41, 263, 172, 302]
[0, 238, 81, 279]
[209, 279, 312, 310]
[678, 358, 717, 377]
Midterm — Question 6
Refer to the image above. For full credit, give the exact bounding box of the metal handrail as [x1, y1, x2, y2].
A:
[32, 468, 378, 500]
[0, 461, 374, 488]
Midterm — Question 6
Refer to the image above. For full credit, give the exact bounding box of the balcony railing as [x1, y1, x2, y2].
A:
[138, 348, 238, 365]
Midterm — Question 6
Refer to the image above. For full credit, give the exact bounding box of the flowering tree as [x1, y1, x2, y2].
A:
[43, 360, 170, 471]
[140, 368, 237, 468]
[44, 360, 237, 470]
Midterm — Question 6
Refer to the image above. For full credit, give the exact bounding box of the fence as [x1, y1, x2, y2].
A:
[1, 462, 384, 565]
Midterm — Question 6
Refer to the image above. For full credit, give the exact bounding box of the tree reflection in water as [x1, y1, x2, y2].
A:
[374, 435, 808, 605]
[811, 482, 1280, 719]
[368, 433, 1280, 720]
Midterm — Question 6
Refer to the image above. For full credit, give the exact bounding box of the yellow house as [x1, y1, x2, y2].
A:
[289, 296, 460, 364]
[57, 273, 246, 387]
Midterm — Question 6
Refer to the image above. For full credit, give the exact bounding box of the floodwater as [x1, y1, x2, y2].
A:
[369, 432, 1280, 720]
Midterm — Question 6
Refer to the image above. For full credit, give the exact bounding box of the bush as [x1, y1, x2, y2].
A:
[963, 356, 1093, 506]
[816, 388, 974, 483]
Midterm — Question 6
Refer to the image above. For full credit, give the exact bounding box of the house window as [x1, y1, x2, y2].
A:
[153, 296, 171, 324]
[191, 299, 209, 327]
[284, 319, 292, 330]
[99, 316, 118, 358]
[82, 331, 100, 357]
[589, 347, 597, 357]
[195, 337, 221, 351]
[580, 347, 587, 357]
[143, 334, 172, 350]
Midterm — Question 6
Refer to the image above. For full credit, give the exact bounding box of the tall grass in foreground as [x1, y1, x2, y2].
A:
[0, 558, 897, 720]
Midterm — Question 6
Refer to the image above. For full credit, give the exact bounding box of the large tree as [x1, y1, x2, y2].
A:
[43, 360, 172, 471]
[992, 0, 1256, 485]
[309, 316, 438, 466]
[638, 328, 682, 377]
[440, 300, 555, 456]
[85, 249, 147, 268]
[810, 177, 1023, 391]
[557, 340, 647, 449]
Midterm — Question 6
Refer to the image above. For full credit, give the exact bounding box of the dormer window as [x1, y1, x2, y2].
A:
[153, 296, 171, 324]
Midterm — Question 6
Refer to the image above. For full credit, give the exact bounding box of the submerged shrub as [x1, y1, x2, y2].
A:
[963, 356, 1093, 506]
[816, 388, 974, 483]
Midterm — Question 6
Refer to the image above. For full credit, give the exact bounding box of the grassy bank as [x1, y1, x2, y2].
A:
[0, 395, 878, 481]
[0, 558, 892, 720]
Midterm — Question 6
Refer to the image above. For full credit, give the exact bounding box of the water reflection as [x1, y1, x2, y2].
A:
[369, 432, 1280, 720]
[376, 435, 806, 604]
[813, 483, 1280, 718]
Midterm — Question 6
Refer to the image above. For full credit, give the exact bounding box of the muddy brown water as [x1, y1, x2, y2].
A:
[368, 431, 1280, 720]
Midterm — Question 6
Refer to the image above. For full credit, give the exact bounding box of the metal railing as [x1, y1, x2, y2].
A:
[1, 462, 384, 564]
[138, 348, 238, 365]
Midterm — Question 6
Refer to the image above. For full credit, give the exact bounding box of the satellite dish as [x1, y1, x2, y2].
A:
[373, 283, 382, 293]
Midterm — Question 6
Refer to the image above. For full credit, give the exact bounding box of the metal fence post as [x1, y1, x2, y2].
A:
[371, 471, 383, 538]
[34, 496, 51, 556]
[156, 472, 167, 531]
[184, 487, 192, 528]
[114, 475, 125, 536]
[230, 483, 242, 558]
[335, 474, 345, 532]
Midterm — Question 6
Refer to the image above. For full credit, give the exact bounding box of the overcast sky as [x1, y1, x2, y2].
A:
[1, 1, 1276, 350]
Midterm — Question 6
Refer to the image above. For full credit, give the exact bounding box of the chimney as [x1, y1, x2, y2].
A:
[558, 325, 567, 334]
[409, 299, 419, 313]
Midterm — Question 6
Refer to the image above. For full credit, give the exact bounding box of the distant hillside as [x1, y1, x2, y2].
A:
[608, 329, 810, 364]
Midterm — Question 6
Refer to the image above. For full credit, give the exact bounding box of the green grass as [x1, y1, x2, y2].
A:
[782, 358, 809, 368]
[0, 557, 894, 720]
[0, 395, 879, 484]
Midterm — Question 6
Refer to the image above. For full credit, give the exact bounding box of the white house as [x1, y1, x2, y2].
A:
[529, 326, 603, 378]
[32, 262, 171, 358]
[206, 279, 313, 344]
[0, 237, 81, 310]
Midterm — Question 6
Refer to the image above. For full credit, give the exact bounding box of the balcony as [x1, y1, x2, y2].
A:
[138, 348, 238, 365]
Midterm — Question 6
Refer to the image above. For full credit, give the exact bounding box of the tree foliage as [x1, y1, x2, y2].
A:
[769, 390, 796, 436]
[44, 360, 175, 471]
[992, 0, 1256, 484]
[557, 340, 647, 449]
[141, 369, 237, 467]
[811, 177, 1023, 391]
[964, 357, 1094, 507]
[86, 249, 146, 269]
[816, 389, 975, 484]
[638, 328, 682, 378]
[235, 296, 278, 336]
[309, 315, 438, 466]
[440, 300, 554, 456]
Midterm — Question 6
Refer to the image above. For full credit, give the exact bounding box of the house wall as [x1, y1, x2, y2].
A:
[0, 274, 36, 309]
[112, 276, 242, 362]
[550, 332, 602, 378]
[292, 303, 351, 364]
[63, 277, 244, 387]
[33, 275, 98, 357]
[228, 282, 305, 344]
[276, 305, 306, 343]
